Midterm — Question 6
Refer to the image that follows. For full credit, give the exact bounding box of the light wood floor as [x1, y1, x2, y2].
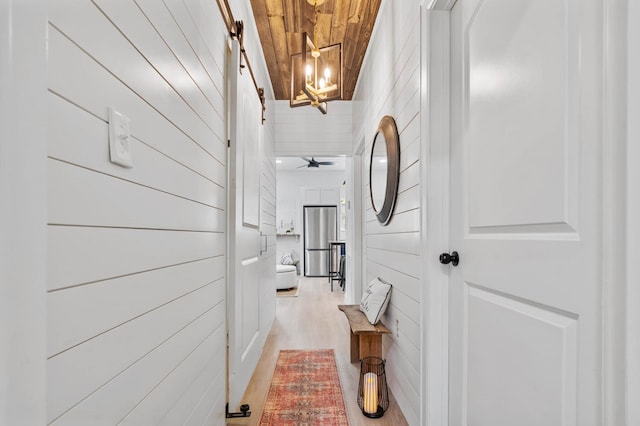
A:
[228, 277, 408, 426]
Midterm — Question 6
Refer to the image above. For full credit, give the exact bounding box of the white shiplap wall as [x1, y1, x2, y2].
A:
[46, 0, 230, 424]
[352, 0, 422, 423]
[274, 101, 353, 156]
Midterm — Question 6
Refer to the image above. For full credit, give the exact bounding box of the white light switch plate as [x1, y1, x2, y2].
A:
[108, 107, 133, 168]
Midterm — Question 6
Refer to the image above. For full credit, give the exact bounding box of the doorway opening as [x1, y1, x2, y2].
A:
[275, 156, 351, 296]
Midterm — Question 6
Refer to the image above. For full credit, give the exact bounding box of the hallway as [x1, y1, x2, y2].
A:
[2, 1, 637, 424]
[229, 278, 408, 425]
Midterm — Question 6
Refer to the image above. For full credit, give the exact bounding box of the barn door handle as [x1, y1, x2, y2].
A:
[260, 234, 268, 255]
[439, 251, 459, 266]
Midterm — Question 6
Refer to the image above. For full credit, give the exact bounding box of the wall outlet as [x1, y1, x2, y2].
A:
[108, 107, 133, 168]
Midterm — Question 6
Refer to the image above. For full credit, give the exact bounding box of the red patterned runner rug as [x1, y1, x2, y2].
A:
[259, 349, 349, 425]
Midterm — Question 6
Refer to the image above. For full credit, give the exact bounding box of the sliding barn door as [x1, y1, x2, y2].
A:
[227, 40, 263, 410]
[448, 1, 603, 425]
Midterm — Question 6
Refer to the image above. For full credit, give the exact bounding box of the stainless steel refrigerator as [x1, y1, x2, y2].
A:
[303, 206, 337, 277]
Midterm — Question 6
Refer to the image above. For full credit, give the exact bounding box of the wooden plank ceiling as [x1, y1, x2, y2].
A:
[250, 0, 382, 101]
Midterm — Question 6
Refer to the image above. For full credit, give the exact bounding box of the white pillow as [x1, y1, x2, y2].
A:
[280, 252, 294, 265]
[359, 278, 392, 325]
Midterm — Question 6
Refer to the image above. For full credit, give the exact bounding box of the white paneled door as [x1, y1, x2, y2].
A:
[227, 40, 263, 411]
[448, 1, 602, 425]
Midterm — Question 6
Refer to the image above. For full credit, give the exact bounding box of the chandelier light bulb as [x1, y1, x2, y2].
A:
[324, 67, 331, 81]
[306, 64, 313, 85]
[319, 78, 326, 89]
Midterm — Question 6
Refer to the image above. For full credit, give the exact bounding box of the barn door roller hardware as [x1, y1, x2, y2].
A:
[216, 0, 267, 124]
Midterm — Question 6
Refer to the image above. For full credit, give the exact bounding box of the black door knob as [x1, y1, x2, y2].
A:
[439, 251, 459, 266]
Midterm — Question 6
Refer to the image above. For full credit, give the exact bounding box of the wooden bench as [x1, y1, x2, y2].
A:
[338, 305, 391, 363]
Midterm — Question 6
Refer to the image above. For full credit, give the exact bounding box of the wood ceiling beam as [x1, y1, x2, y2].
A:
[250, 0, 285, 99]
[265, 0, 292, 100]
[250, 0, 380, 101]
[314, 13, 332, 48]
[283, 0, 302, 33]
[348, 0, 364, 23]
[330, 0, 350, 45]
[344, 0, 380, 99]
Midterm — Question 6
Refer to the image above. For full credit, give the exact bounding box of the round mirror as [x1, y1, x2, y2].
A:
[370, 132, 388, 212]
[369, 116, 400, 225]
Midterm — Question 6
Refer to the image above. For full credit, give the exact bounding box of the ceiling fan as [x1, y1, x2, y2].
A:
[298, 157, 335, 168]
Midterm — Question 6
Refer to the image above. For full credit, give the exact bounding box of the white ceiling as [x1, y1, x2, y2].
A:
[276, 156, 346, 171]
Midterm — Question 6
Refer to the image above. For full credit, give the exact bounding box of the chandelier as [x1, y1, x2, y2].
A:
[290, 0, 342, 114]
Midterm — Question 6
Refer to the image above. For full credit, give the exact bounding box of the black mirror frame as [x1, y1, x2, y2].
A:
[369, 115, 400, 226]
